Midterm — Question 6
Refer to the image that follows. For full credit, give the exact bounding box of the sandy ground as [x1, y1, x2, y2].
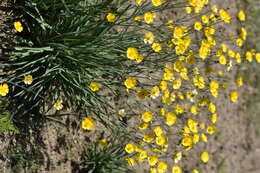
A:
[1, 0, 260, 173]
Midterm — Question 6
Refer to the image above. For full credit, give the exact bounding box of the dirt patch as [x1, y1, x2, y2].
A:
[1, 0, 260, 173]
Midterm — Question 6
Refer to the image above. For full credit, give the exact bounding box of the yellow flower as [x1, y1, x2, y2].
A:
[222, 82, 228, 89]
[236, 76, 243, 87]
[106, 13, 116, 22]
[152, 0, 163, 6]
[193, 133, 200, 144]
[172, 152, 182, 163]
[182, 125, 190, 136]
[182, 136, 193, 147]
[199, 41, 210, 59]
[0, 83, 9, 96]
[241, 27, 247, 40]
[172, 78, 182, 89]
[193, 76, 205, 89]
[163, 68, 173, 81]
[208, 102, 216, 113]
[219, 9, 231, 23]
[143, 132, 154, 143]
[167, 19, 174, 29]
[219, 55, 227, 65]
[152, 43, 162, 52]
[125, 158, 135, 166]
[211, 5, 218, 13]
[188, 119, 198, 133]
[89, 82, 101, 92]
[210, 80, 219, 98]
[138, 150, 147, 160]
[24, 75, 33, 85]
[166, 112, 176, 126]
[150, 86, 160, 99]
[180, 71, 189, 80]
[136, 54, 144, 63]
[135, 145, 143, 152]
[150, 168, 157, 173]
[186, 7, 192, 14]
[173, 61, 184, 73]
[221, 43, 227, 52]
[14, 21, 23, 32]
[235, 53, 241, 63]
[170, 92, 176, 102]
[177, 92, 184, 100]
[138, 122, 149, 130]
[162, 90, 170, 104]
[160, 108, 166, 116]
[54, 100, 63, 110]
[142, 111, 153, 122]
[136, 156, 144, 164]
[190, 105, 199, 115]
[193, 169, 199, 173]
[210, 13, 217, 22]
[205, 33, 215, 45]
[124, 77, 137, 89]
[246, 51, 253, 62]
[81, 117, 95, 130]
[173, 26, 187, 39]
[159, 80, 168, 91]
[175, 104, 184, 114]
[118, 109, 126, 120]
[200, 123, 205, 129]
[137, 89, 149, 99]
[154, 126, 163, 136]
[194, 21, 202, 31]
[201, 15, 209, 24]
[201, 151, 209, 163]
[207, 125, 216, 135]
[255, 53, 260, 63]
[127, 47, 139, 60]
[236, 38, 244, 47]
[172, 165, 182, 173]
[144, 12, 156, 24]
[148, 155, 158, 166]
[230, 90, 238, 102]
[157, 161, 168, 173]
[156, 135, 167, 146]
[237, 10, 246, 22]
[211, 113, 217, 123]
[125, 143, 135, 153]
[192, 67, 200, 75]
[134, 16, 142, 21]
[135, 0, 145, 5]
[96, 140, 108, 149]
[199, 97, 209, 106]
[144, 32, 154, 44]
[201, 133, 208, 142]
[228, 49, 235, 58]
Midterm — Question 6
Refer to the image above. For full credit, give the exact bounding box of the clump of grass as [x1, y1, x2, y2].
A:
[75, 139, 133, 173]
[1, 0, 260, 172]
[8, 144, 44, 173]
[1, 0, 145, 122]
[0, 100, 19, 134]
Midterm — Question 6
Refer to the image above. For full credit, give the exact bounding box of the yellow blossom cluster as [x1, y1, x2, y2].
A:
[121, 0, 259, 173]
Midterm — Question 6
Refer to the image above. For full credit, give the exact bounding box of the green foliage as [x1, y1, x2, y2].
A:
[9, 145, 44, 172]
[78, 141, 132, 173]
[0, 100, 19, 134]
[1, 0, 143, 120]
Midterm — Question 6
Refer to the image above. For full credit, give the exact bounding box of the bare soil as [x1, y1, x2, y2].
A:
[1, 0, 260, 173]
